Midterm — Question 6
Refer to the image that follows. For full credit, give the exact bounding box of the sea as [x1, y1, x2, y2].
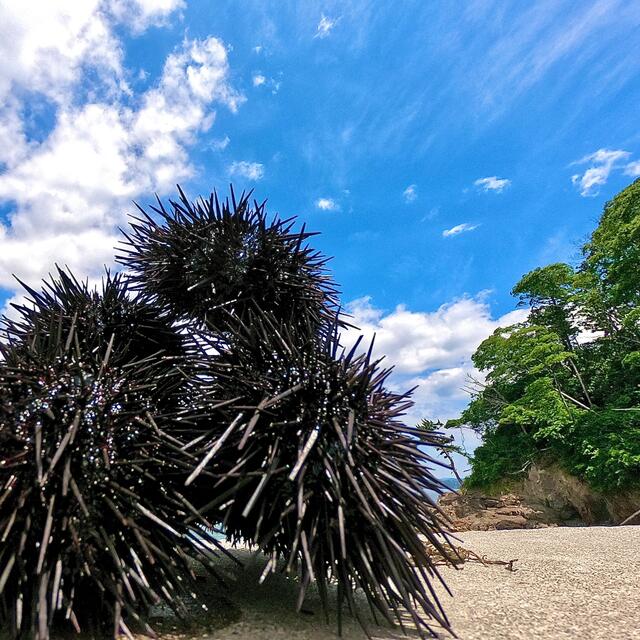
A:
[437, 476, 461, 491]
[426, 476, 461, 502]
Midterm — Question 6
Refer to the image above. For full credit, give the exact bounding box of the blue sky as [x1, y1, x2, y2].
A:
[1, 1, 640, 470]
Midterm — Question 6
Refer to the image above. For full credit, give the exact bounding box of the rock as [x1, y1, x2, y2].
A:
[494, 508, 526, 516]
[606, 490, 640, 523]
[522, 464, 640, 524]
[437, 463, 640, 531]
[438, 492, 459, 506]
[495, 516, 527, 530]
[437, 491, 560, 531]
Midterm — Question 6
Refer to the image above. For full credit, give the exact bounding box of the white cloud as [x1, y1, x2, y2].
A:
[252, 45, 263, 54]
[405, 368, 475, 424]
[624, 160, 640, 177]
[0, 4, 243, 292]
[340, 292, 527, 456]
[442, 223, 479, 237]
[344, 295, 526, 376]
[340, 295, 528, 469]
[251, 73, 282, 94]
[315, 197, 339, 211]
[0, 1, 188, 107]
[228, 161, 264, 181]
[402, 184, 417, 203]
[571, 148, 631, 196]
[474, 176, 511, 193]
[107, 0, 185, 32]
[210, 135, 230, 150]
[0, 1, 124, 104]
[314, 14, 339, 39]
[0, 100, 27, 167]
[1, 291, 30, 320]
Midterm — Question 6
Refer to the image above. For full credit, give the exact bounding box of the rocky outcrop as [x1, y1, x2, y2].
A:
[438, 464, 640, 531]
[437, 491, 574, 531]
[522, 463, 640, 525]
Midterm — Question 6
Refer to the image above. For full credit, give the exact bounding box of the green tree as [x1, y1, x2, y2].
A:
[511, 262, 577, 348]
[451, 179, 640, 492]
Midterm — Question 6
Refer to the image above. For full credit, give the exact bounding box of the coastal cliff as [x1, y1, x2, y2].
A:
[438, 464, 640, 531]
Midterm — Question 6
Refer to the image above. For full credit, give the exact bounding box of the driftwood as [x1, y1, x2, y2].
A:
[619, 508, 640, 526]
[425, 541, 518, 572]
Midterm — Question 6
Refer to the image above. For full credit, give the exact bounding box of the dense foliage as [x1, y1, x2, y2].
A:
[457, 179, 640, 492]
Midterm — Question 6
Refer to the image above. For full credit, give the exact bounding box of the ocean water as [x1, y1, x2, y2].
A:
[425, 476, 461, 502]
[438, 476, 461, 491]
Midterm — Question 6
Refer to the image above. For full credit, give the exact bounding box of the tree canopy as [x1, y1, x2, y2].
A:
[455, 179, 640, 492]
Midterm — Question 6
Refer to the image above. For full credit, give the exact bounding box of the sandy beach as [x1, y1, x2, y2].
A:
[170, 525, 640, 640]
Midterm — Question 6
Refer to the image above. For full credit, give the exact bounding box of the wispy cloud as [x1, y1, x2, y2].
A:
[474, 176, 511, 193]
[442, 223, 479, 238]
[402, 184, 417, 203]
[421, 207, 439, 223]
[315, 197, 339, 211]
[228, 161, 264, 181]
[250, 73, 282, 94]
[624, 160, 640, 177]
[460, 2, 640, 124]
[571, 148, 631, 196]
[210, 135, 230, 150]
[108, 0, 186, 33]
[314, 14, 339, 39]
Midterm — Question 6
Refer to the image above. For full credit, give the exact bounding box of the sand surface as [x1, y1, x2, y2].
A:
[180, 525, 640, 640]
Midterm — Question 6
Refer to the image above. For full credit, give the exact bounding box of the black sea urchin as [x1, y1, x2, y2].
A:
[116, 187, 341, 337]
[183, 316, 455, 638]
[6, 269, 186, 392]
[0, 274, 220, 639]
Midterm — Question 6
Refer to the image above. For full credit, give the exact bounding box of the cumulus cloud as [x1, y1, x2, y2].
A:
[340, 294, 527, 450]
[474, 176, 511, 193]
[442, 223, 479, 237]
[343, 295, 526, 376]
[0, 0, 189, 106]
[252, 74, 266, 87]
[571, 148, 631, 196]
[228, 161, 264, 181]
[0, 2, 243, 291]
[402, 184, 417, 203]
[315, 197, 339, 211]
[314, 14, 339, 39]
[0, 1, 124, 105]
